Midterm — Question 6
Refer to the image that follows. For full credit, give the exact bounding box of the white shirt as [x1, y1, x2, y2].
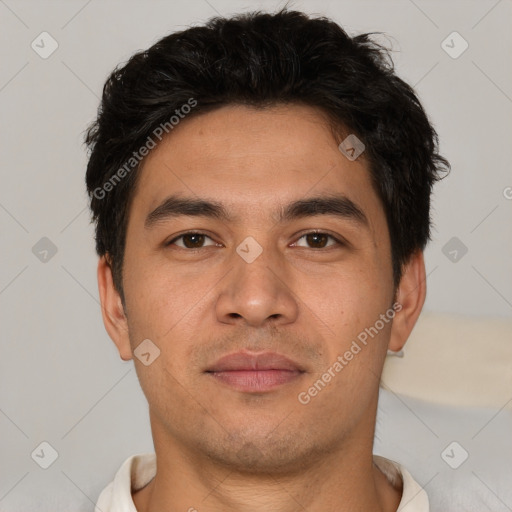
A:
[94, 452, 429, 512]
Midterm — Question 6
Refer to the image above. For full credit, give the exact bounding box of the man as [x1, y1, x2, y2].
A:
[87, 9, 449, 512]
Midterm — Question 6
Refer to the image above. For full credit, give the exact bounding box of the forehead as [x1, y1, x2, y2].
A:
[129, 104, 385, 232]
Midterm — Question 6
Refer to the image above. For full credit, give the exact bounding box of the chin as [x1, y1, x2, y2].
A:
[196, 428, 329, 476]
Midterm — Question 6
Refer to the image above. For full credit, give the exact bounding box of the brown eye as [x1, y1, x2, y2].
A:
[295, 232, 341, 249]
[306, 233, 328, 248]
[182, 234, 206, 248]
[167, 233, 217, 249]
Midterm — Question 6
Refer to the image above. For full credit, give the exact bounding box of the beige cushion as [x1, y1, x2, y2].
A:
[382, 311, 512, 410]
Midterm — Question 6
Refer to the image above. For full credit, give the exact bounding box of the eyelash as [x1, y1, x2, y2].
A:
[166, 230, 345, 250]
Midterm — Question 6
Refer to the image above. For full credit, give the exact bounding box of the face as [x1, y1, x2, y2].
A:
[100, 104, 421, 475]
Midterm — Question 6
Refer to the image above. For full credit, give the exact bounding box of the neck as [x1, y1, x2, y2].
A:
[132, 426, 401, 512]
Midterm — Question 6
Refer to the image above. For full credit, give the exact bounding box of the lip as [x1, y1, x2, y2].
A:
[205, 351, 305, 392]
[207, 351, 305, 372]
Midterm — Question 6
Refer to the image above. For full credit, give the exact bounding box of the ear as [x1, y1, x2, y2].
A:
[388, 250, 426, 352]
[97, 255, 133, 361]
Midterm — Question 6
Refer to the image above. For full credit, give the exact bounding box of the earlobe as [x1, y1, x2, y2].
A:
[388, 250, 426, 352]
[97, 255, 133, 361]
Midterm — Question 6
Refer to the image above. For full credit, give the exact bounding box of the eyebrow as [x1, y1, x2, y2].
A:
[144, 194, 369, 230]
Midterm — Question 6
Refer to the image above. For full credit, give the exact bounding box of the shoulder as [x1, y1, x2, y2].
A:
[94, 452, 156, 512]
[373, 455, 430, 512]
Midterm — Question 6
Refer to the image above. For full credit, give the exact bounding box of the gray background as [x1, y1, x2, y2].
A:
[1, 0, 511, 510]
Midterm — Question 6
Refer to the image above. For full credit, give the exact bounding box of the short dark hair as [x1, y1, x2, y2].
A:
[85, 8, 449, 306]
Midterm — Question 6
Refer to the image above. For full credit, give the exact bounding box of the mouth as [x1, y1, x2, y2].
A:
[205, 350, 306, 393]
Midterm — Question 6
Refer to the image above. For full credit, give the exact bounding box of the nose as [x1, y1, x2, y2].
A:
[215, 241, 299, 328]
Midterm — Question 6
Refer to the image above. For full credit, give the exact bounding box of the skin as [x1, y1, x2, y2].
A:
[97, 104, 426, 512]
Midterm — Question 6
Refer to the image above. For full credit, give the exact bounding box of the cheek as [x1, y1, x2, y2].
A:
[123, 258, 215, 375]
[299, 261, 393, 386]
[123, 256, 189, 332]
[305, 262, 386, 325]
[298, 314, 391, 417]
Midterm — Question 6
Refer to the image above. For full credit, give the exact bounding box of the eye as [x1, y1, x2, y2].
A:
[166, 232, 219, 249]
[293, 231, 343, 249]
[166, 231, 343, 250]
